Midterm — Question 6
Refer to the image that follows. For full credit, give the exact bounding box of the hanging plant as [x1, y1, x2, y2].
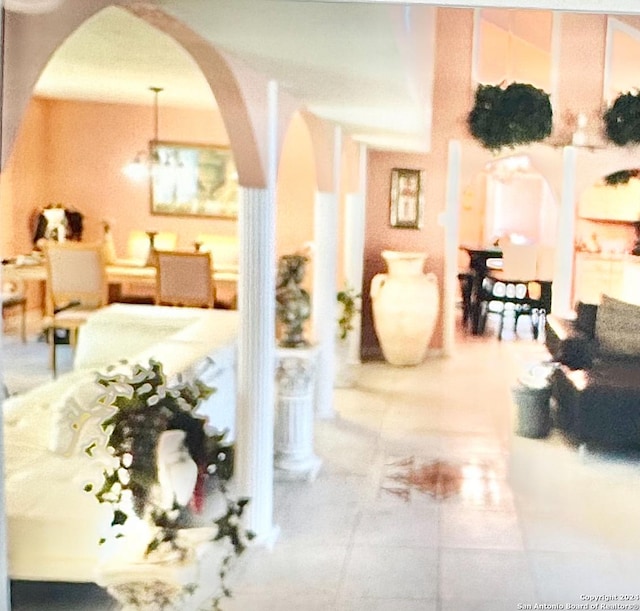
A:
[467, 82, 553, 151]
[603, 91, 640, 146]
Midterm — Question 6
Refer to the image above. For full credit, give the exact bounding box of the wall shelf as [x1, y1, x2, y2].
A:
[578, 217, 640, 224]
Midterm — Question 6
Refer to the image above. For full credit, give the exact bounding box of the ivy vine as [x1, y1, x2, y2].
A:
[337, 286, 360, 341]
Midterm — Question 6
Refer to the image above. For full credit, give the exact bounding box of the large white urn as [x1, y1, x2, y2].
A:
[370, 250, 439, 366]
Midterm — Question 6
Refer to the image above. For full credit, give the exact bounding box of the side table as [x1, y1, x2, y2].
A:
[274, 345, 322, 481]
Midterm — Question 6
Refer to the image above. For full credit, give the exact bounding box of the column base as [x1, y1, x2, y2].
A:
[274, 454, 322, 482]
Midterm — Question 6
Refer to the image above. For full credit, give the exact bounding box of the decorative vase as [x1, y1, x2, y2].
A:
[102, 222, 117, 264]
[370, 250, 439, 366]
[275, 254, 311, 348]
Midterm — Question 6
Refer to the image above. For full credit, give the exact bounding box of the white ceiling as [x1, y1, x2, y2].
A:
[24, 0, 640, 153]
[34, 1, 436, 152]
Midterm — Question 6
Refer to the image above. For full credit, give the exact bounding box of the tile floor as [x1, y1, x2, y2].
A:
[3, 309, 640, 610]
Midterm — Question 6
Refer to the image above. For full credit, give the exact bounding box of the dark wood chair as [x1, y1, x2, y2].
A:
[477, 243, 549, 340]
[457, 271, 475, 327]
[478, 276, 546, 340]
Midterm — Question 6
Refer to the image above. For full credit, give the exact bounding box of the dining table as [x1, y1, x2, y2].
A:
[1, 256, 239, 309]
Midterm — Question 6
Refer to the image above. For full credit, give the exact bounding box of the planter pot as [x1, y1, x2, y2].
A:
[334, 337, 356, 388]
[512, 383, 552, 438]
[370, 250, 439, 366]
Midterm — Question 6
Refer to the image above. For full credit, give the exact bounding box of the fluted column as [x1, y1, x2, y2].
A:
[236, 185, 276, 542]
[235, 80, 279, 543]
[313, 191, 339, 419]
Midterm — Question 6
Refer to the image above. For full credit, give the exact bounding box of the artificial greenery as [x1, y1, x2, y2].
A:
[84, 359, 253, 609]
[603, 91, 640, 146]
[337, 285, 361, 341]
[467, 82, 553, 151]
[603, 168, 640, 186]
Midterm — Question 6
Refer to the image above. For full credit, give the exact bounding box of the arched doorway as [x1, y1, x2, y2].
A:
[457, 154, 558, 341]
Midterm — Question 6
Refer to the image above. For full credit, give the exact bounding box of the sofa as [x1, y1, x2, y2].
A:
[545, 295, 640, 451]
[2, 303, 239, 582]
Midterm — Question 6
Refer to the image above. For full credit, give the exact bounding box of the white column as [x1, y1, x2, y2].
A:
[555, 146, 578, 316]
[0, 297, 8, 611]
[237, 185, 277, 544]
[343, 193, 365, 298]
[443, 140, 462, 357]
[235, 80, 279, 544]
[312, 127, 341, 420]
[343, 193, 365, 363]
[0, 0, 11, 605]
[313, 191, 339, 419]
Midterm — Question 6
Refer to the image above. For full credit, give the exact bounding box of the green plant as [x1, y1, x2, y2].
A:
[337, 286, 360, 341]
[467, 82, 553, 151]
[603, 91, 640, 146]
[604, 168, 640, 186]
[84, 359, 254, 609]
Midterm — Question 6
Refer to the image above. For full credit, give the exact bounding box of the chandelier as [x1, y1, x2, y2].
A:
[123, 86, 182, 181]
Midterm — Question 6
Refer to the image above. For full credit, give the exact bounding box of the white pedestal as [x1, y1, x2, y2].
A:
[274, 345, 322, 481]
[96, 528, 225, 611]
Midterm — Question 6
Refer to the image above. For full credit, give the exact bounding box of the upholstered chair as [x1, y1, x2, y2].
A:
[43, 242, 108, 376]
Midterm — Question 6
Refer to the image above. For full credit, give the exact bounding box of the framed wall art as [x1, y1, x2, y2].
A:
[389, 167, 424, 229]
[150, 141, 238, 219]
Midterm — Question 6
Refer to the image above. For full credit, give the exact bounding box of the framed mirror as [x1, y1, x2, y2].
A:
[150, 141, 238, 219]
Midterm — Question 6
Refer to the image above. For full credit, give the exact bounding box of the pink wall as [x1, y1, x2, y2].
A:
[361, 8, 474, 361]
[3, 96, 240, 258]
[1, 100, 47, 256]
[277, 113, 316, 257]
[2, 96, 336, 261]
[363, 150, 439, 360]
[555, 13, 606, 119]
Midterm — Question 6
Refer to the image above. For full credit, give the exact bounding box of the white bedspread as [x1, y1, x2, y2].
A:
[3, 304, 239, 582]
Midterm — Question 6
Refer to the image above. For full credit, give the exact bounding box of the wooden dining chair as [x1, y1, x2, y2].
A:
[478, 243, 545, 340]
[154, 250, 215, 308]
[43, 241, 108, 376]
[1, 281, 27, 343]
